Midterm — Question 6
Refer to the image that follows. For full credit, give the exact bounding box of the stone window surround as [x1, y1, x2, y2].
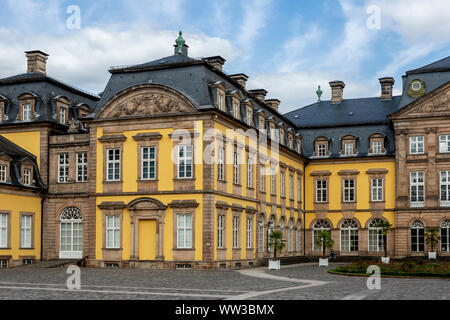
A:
[296, 170, 304, 204]
[0, 155, 11, 183]
[245, 103, 254, 126]
[0, 211, 11, 249]
[339, 170, 360, 204]
[98, 204, 125, 256]
[279, 164, 287, 199]
[369, 133, 386, 154]
[20, 159, 34, 186]
[18, 95, 36, 121]
[170, 131, 199, 188]
[408, 134, 426, 155]
[55, 97, 70, 125]
[366, 169, 388, 209]
[245, 207, 257, 250]
[246, 148, 256, 190]
[311, 171, 331, 204]
[99, 135, 127, 193]
[133, 132, 163, 192]
[19, 212, 35, 250]
[231, 206, 244, 251]
[314, 136, 330, 157]
[173, 208, 196, 261]
[341, 135, 357, 156]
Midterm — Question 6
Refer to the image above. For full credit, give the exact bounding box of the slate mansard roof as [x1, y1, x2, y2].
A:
[0, 135, 46, 190]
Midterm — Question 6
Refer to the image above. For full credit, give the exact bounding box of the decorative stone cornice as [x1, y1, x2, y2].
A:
[168, 200, 199, 208]
[132, 132, 163, 141]
[215, 201, 231, 210]
[98, 134, 127, 143]
[338, 170, 360, 176]
[231, 203, 244, 212]
[310, 170, 332, 177]
[98, 202, 127, 210]
[366, 168, 389, 175]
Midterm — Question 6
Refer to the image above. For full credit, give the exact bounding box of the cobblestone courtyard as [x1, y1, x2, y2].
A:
[0, 263, 448, 300]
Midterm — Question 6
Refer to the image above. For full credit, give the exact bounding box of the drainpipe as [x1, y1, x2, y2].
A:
[39, 190, 47, 262]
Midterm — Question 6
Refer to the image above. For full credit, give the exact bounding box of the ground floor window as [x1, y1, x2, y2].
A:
[60, 207, 83, 258]
[313, 220, 331, 252]
[411, 220, 425, 252]
[368, 219, 384, 252]
[177, 214, 192, 249]
[106, 216, 120, 249]
[340, 219, 359, 252]
[258, 216, 264, 253]
[288, 222, 293, 252]
[296, 225, 301, 252]
[233, 216, 240, 249]
[0, 214, 7, 248]
[0, 259, 8, 268]
[441, 220, 450, 252]
[217, 215, 224, 249]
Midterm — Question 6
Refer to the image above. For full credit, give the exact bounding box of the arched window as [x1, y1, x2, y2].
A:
[313, 220, 331, 252]
[340, 219, 359, 252]
[258, 215, 265, 253]
[59, 207, 83, 259]
[441, 220, 450, 252]
[296, 220, 301, 252]
[288, 220, 294, 252]
[368, 219, 384, 252]
[411, 220, 425, 252]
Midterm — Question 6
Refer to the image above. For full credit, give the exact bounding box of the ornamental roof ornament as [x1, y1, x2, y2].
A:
[175, 31, 186, 54]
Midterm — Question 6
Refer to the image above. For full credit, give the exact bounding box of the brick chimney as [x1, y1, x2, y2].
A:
[249, 89, 268, 103]
[229, 74, 249, 89]
[379, 77, 395, 100]
[203, 56, 226, 72]
[329, 81, 345, 104]
[25, 50, 49, 75]
[265, 99, 281, 112]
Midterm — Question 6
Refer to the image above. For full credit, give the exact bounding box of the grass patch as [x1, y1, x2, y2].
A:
[330, 260, 450, 278]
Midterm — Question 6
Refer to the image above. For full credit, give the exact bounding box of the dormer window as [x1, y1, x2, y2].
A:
[373, 141, 382, 154]
[23, 168, 32, 186]
[18, 92, 38, 121]
[0, 101, 4, 122]
[0, 165, 6, 182]
[318, 144, 327, 157]
[279, 129, 285, 145]
[23, 104, 32, 121]
[259, 116, 265, 131]
[59, 107, 67, 124]
[233, 102, 240, 119]
[218, 93, 224, 111]
[369, 133, 386, 155]
[246, 109, 252, 126]
[341, 135, 357, 156]
[288, 135, 293, 149]
[344, 143, 354, 155]
[314, 137, 330, 157]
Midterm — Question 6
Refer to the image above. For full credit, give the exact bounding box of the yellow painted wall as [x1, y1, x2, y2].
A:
[0, 132, 41, 169]
[0, 193, 42, 260]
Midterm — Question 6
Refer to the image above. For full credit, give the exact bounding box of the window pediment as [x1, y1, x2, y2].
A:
[127, 197, 168, 211]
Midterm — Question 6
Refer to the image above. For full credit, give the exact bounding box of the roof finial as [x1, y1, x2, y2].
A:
[316, 85, 323, 102]
[176, 31, 186, 54]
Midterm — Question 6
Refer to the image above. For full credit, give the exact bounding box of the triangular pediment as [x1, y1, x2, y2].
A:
[391, 81, 450, 120]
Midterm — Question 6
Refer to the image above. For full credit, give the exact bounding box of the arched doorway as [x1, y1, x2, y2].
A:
[59, 207, 83, 259]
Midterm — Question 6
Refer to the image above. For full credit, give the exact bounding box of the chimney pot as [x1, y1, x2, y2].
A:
[329, 81, 345, 104]
[379, 77, 395, 100]
[25, 50, 49, 75]
[202, 56, 226, 72]
[229, 73, 249, 89]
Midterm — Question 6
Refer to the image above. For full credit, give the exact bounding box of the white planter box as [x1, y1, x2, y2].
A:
[381, 257, 390, 264]
[319, 258, 329, 267]
[428, 252, 437, 260]
[268, 260, 280, 271]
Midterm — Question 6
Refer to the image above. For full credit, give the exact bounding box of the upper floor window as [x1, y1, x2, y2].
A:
[439, 135, 450, 153]
[23, 104, 32, 121]
[289, 175, 294, 200]
[218, 147, 225, 181]
[218, 93, 224, 111]
[178, 145, 193, 179]
[141, 147, 156, 180]
[58, 153, 69, 183]
[246, 156, 253, 188]
[344, 143, 354, 155]
[371, 178, 384, 202]
[23, 168, 31, 186]
[297, 177, 302, 203]
[259, 165, 265, 192]
[318, 144, 327, 157]
[270, 168, 276, 195]
[343, 179, 355, 202]
[0, 165, 6, 183]
[246, 109, 252, 126]
[410, 136, 425, 154]
[372, 141, 382, 154]
[280, 171, 286, 198]
[107, 149, 121, 181]
[316, 180, 328, 203]
[77, 153, 88, 182]
[233, 102, 240, 119]
[59, 107, 67, 124]
[440, 171, 450, 207]
[410, 171, 425, 207]
[233, 152, 240, 185]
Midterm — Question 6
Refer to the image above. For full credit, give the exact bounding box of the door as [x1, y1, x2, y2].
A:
[139, 220, 157, 260]
[59, 207, 83, 259]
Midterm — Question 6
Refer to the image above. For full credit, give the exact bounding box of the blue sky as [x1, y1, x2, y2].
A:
[0, 0, 449, 113]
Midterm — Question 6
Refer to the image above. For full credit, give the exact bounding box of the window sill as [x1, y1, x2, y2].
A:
[103, 248, 123, 251]
[103, 180, 123, 184]
[173, 178, 195, 181]
[19, 247, 35, 250]
[410, 202, 425, 208]
[173, 248, 195, 251]
[137, 179, 158, 182]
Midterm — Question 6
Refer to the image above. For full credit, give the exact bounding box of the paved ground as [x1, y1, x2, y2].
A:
[0, 263, 448, 300]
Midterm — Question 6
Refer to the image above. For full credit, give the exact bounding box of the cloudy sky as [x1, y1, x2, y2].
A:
[0, 0, 449, 113]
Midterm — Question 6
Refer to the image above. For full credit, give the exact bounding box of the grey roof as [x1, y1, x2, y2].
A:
[0, 135, 46, 190]
[406, 56, 450, 75]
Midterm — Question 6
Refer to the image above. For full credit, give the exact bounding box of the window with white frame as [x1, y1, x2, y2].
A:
[371, 178, 384, 202]
[141, 147, 156, 180]
[289, 175, 294, 200]
[280, 172, 286, 198]
[343, 179, 355, 202]
[178, 145, 193, 179]
[258, 216, 264, 253]
[313, 220, 331, 251]
[439, 135, 450, 153]
[297, 177, 302, 203]
[411, 220, 425, 252]
[270, 170, 276, 195]
[58, 153, 69, 183]
[368, 219, 384, 252]
[233, 216, 239, 249]
[77, 152, 88, 182]
[246, 218, 252, 249]
[410, 172, 425, 207]
[177, 214, 192, 249]
[340, 219, 359, 252]
[267, 217, 274, 253]
[106, 215, 120, 249]
[441, 220, 450, 252]
[217, 215, 224, 249]
[0, 259, 8, 268]
[0, 165, 7, 183]
[318, 144, 327, 157]
[218, 93, 224, 111]
[288, 221, 293, 252]
[410, 136, 425, 154]
[0, 214, 7, 248]
[233, 102, 239, 119]
[107, 149, 121, 181]
[20, 215, 32, 248]
[218, 147, 224, 181]
[59, 107, 66, 124]
[259, 165, 265, 192]
[23, 104, 32, 121]
[23, 168, 31, 186]
[316, 180, 327, 203]
[246, 110, 252, 126]
[296, 224, 301, 252]
[344, 143, 354, 155]
[247, 156, 253, 188]
[233, 152, 240, 185]
[372, 141, 382, 154]
[440, 171, 450, 206]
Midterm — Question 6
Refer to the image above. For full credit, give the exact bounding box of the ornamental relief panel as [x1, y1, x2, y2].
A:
[403, 88, 450, 117]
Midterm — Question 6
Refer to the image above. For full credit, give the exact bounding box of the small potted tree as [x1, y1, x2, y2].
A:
[314, 230, 334, 267]
[377, 220, 394, 263]
[425, 227, 440, 260]
[268, 230, 286, 270]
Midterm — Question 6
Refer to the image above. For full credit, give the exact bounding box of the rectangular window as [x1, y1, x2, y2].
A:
[59, 107, 66, 124]
[247, 156, 253, 188]
[289, 175, 294, 200]
[233, 152, 240, 185]
[258, 221, 264, 253]
[318, 144, 327, 157]
[316, 180, 327, 203]
[177, 214, 192, 249]
[218, 147, 224, 181]
[58, 153, 69, 183]
[23, 168, 31, 186]
[107, 149, 121, 181]
[20, 215, 32, 248]
[0, 165, 7, 182]
[77, 153, 88, 182]
[280, 172, 286, 198]
[410, 136, 425, 154]
[178, 145, 193, 179]
[246, 110, 252, 126]
[233, 103, 239, 119]
[297, 177, 302, 203]
[233, 216, 239, 249]
[106, 216, 120, 249]
[344, 143, 354, 155]
[23, 104, 32, 121]
[270, 171, 276, 195]
[218, 93, 224, 111]
[439, 135, 450, 153]
[372, 141, 382, 154]
[371, 178, 384, 202]
[0, 259, 8, 268]
[0, 214, 7, 248]
[142, 147, 156, 180]
[246, 218, 252, 249]
[259, 165, 265, 192]
[217, 215, 224, 249]
[343, 179, 355, 202]
[410, 172, 425, 207]
[440, 171, 450, 206]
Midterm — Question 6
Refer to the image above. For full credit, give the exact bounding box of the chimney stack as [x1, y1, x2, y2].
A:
[329, 81, 345, 104]
[265, 99, 281, 113]
[249, 89, 268, 103]
[379, 77, 395, 100]
[25, 50, 49, 75]
[202, 56, 226, 72]
[229, 74, 249, 89]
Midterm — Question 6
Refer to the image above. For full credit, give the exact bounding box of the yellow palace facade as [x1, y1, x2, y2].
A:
[0, 35, 449, 268]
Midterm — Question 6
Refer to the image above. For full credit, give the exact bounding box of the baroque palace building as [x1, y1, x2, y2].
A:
[0, 33, 449, 268]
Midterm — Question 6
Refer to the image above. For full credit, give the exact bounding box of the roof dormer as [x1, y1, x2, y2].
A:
[17, 92, 40, 121]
